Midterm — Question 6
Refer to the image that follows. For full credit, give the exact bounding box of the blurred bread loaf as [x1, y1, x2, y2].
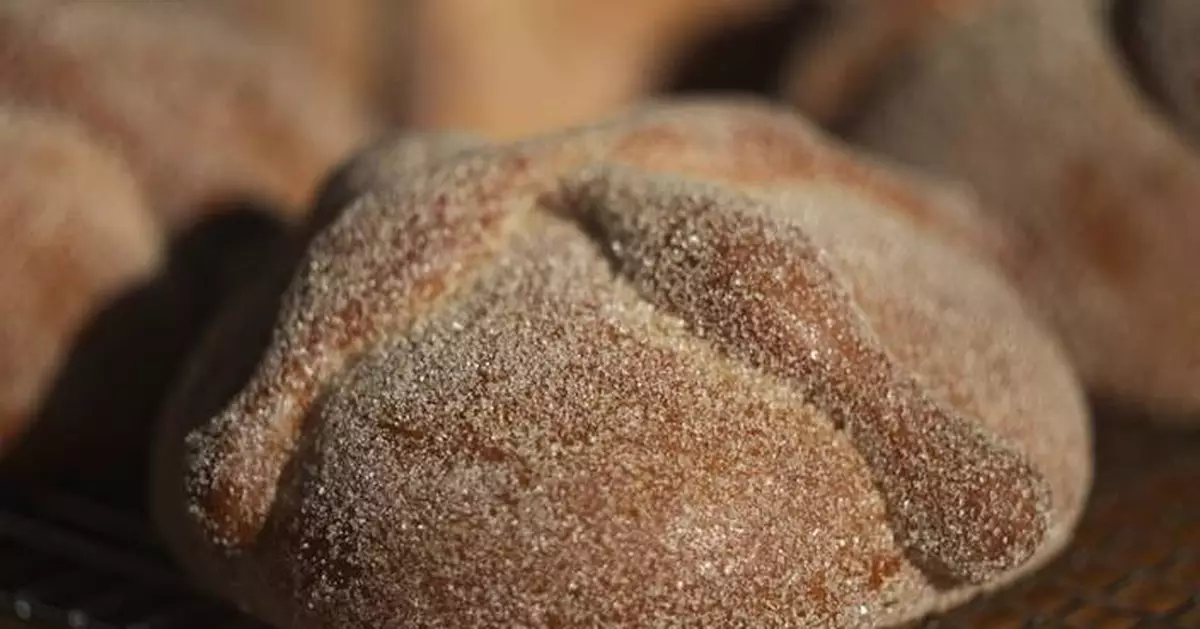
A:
[182, 0, 387, 119]
[0, 0, 370, 228]
[407, 0, 787, 139]
[1131, 0, 1200, 144]
[0, 105, 160, 458]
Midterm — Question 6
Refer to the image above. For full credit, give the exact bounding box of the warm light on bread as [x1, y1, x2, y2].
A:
[154, 101, 1090, 628]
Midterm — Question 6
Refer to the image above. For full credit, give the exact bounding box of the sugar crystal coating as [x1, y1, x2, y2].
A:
[156, 100, 1090, 628]
[571, 168, 1047, 581]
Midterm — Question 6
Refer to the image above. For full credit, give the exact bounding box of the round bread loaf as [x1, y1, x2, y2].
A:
[0, 105, 161, 458]
[0, 0, 369, 228]
[786, 0, 1200, 418]
[154, 101, 1090, 628]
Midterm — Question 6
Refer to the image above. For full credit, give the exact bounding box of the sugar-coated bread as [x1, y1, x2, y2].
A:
[787, 0, 1200, 417]
[0, 105, 161, 457]
[154, 101, 1090, 628]
[0, 0, 369, 228]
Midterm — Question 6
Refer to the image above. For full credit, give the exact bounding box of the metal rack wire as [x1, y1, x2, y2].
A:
[0, 490, 262, 629]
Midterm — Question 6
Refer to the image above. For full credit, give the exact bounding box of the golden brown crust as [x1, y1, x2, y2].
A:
[570, 169, 1047, 582]
[575, 103, 1010, 263]
[0, 105, 161, 457]
[157, 100, 1089, 627]
[789, 0, 1200, 416]
[192, 149, 539, 548]
[311, 131, 485, 231]
[0, 0, 369, 228]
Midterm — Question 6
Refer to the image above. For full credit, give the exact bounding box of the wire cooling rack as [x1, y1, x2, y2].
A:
[0, 489, 263, 629]
[1, 418, 1197, 629]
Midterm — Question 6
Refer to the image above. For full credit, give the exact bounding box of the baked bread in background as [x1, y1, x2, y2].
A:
[0, 0, 804, 482]
[0, 0, 368, 480]
[174, 0, 790, 140]
[154, 101, 1091, 628]
[0, 0, 370, 229]
[782, 0, 982, 128]
[405, 0, 788, 139]
[1130, 0, 1200, 145]
[182, 0, 392, 121]
[0, 105, 161, 461]
[785, 0, 1200, 418]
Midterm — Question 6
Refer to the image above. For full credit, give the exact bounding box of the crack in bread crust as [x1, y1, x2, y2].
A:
[169, 101, 1085, 627]
[186, 150, 541, 548]
[568, 167, 1048, 583]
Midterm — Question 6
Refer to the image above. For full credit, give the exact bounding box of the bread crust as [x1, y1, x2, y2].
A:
[155, 101, 1090, 628]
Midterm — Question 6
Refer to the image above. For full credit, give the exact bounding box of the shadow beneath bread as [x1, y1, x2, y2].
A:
[1087, 394, 1200, 491]
[0, 201, 289, 513]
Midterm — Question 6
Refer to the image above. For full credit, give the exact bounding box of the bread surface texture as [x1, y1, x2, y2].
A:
[155, 101, 1090, 628]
